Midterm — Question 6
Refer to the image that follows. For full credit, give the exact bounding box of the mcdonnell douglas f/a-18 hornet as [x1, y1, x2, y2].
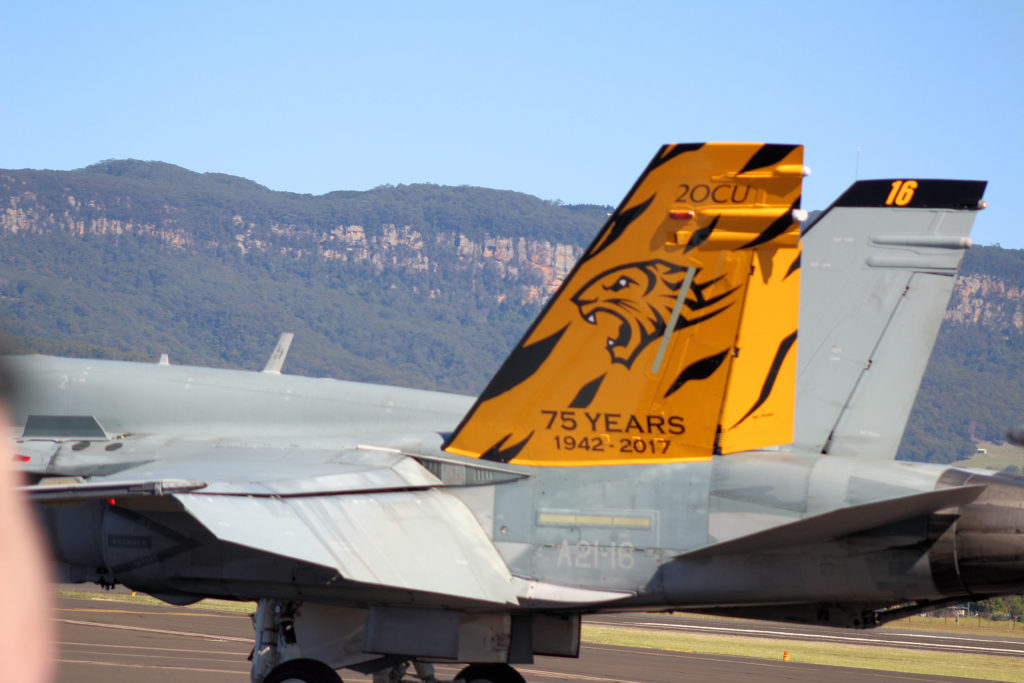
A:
[10, 143, 1016, 683]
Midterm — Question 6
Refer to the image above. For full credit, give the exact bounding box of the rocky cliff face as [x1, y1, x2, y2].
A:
[947, 274, 1024, 330]
[4, 171, 1020, 321]
[0, 184, 585, 303]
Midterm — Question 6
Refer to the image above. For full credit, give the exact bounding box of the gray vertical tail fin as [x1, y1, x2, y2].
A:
[794, 179, 987, 459]
[262, 333, 295, 374]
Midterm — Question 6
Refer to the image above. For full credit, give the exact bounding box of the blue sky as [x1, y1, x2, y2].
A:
[2, 1, 1021, 246]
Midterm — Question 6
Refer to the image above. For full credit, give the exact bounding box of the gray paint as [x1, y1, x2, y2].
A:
[796, 205, 976, 459]
[12, 178, 1024, 680]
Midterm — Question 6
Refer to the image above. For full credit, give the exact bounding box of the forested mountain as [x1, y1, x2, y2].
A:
[2, 160, 1022, 462]
[897, 246, 1024, 463]
[0, 160, 608, 392]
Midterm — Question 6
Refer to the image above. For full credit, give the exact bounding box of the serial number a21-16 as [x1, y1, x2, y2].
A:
[554, 434, 670, 455]
[555, 539, 636, 571]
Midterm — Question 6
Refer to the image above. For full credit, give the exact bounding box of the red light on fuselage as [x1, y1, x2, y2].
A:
[106, 498, 117, 506]
[12, 455, 30, 462]
[669, 209, 696, 220]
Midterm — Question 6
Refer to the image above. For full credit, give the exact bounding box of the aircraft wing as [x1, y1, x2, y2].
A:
[26, 447, 521, 606]
[175, 488, 518, 605]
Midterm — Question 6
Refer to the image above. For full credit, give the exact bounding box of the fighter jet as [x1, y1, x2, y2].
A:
[9, 143, 1014, 683]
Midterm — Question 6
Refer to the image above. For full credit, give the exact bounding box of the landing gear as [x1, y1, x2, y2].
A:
[372, 660, 438, 683]
[251, 599, 343, 682]
[263, 658, 342, 683]
[247, 597, 529, 683]
[454, 664, 526, 683]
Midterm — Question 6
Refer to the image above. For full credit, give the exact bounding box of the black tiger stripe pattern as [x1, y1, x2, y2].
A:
[480, 432, 534, 463]
[664, 349, 730, 398]
[570, 374, 605, 409]
[739, 198, 801, 250]
[739, 143, 799, 174]
[731, 331, 798, 428]
[784, 253, 801, 280]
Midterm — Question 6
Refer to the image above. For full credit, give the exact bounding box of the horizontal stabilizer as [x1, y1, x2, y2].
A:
[679, 484, 985, 559]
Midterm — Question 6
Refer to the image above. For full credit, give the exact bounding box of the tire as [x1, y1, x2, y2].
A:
[263, 658, 342, 683]
[454, 663, 526, 683]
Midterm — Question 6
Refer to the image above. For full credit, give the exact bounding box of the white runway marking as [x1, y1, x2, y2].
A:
[587, 619, 1024, 656]
[58, 617, 251, 643]
[58, 658, 245, 675]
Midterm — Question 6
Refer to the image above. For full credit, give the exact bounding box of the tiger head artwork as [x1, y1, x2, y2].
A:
[570, 259, 736, 369]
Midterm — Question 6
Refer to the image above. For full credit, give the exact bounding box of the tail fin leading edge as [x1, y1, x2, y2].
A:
[794, 178, 987, 460]
[444, 143, 806, 466]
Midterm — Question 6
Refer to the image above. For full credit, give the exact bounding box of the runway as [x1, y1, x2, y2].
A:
[54, 595, 1001, 682]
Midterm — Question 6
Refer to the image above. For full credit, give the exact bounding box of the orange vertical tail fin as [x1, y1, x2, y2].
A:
[444, 143, 805, 465]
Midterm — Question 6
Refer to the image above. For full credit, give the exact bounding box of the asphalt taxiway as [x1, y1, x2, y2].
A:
[55, 595, 1008, 682]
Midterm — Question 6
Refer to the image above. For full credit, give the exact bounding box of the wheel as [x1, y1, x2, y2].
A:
[454, 663, 526, 683]
[263, 658, 342, 683]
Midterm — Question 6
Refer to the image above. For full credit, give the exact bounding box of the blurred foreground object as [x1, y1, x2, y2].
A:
[0, 360, 55, 682]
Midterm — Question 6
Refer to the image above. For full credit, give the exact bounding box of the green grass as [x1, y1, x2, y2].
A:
[884, 614, 1024, 639]
[55, 588, 256, 614]
[583, 624, 1024, 683]
[953, 440, 1024, 470]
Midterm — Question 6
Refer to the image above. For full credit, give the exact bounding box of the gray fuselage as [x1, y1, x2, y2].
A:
[10, 355, 1023, 629]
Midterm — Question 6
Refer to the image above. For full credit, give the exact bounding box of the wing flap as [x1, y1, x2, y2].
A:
[176, 488, 518, 605]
